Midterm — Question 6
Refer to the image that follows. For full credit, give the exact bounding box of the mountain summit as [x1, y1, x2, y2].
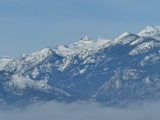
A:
[79, 36, 93, 43]
[137, 26, 160, 40]
[1, 26, 160, 106]
[0, 56, 12, 70]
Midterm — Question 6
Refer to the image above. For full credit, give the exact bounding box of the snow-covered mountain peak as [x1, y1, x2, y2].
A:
[137, 26, 160, 38]
[30, 47, 53, 59]
[19, 47, 53, 59]
[0, 56, 12, 70]
[36, 47, 52, 55]
[20, 54, 28, 58]
[79, 36, 93, 43]
[54, 45, 74, 57]
[1, 56, 12, 59]
[41, 47, 52, 55]
[115, 32, 131, 41]
[54, 37, 111, 58]
[4, 47, 53, 74]
[113, 32, 139, 45]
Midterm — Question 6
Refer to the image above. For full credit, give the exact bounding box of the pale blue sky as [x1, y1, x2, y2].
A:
[0, 0, 160, 58]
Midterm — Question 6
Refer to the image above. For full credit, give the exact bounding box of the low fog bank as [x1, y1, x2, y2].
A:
[0, 101, 159, 120]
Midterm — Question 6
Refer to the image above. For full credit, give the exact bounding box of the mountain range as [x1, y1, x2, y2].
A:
[1, 26, 160, 106]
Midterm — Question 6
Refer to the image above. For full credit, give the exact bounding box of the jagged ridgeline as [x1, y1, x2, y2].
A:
[1, 26, 160, 106]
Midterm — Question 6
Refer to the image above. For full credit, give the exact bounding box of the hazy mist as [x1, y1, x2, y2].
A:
[0, 101, 159, 120]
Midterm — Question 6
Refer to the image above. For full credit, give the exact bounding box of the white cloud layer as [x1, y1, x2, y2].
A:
[0, 101, 160, 120]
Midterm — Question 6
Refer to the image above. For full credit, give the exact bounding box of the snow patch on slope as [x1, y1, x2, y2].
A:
[140, 53, 160, 66]
[7, 74, 52, 91]
[129, 42, 160, 55]
[5, 74, 71, 96]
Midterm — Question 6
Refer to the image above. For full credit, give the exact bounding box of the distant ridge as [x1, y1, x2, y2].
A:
[1, 26, 160, 106]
